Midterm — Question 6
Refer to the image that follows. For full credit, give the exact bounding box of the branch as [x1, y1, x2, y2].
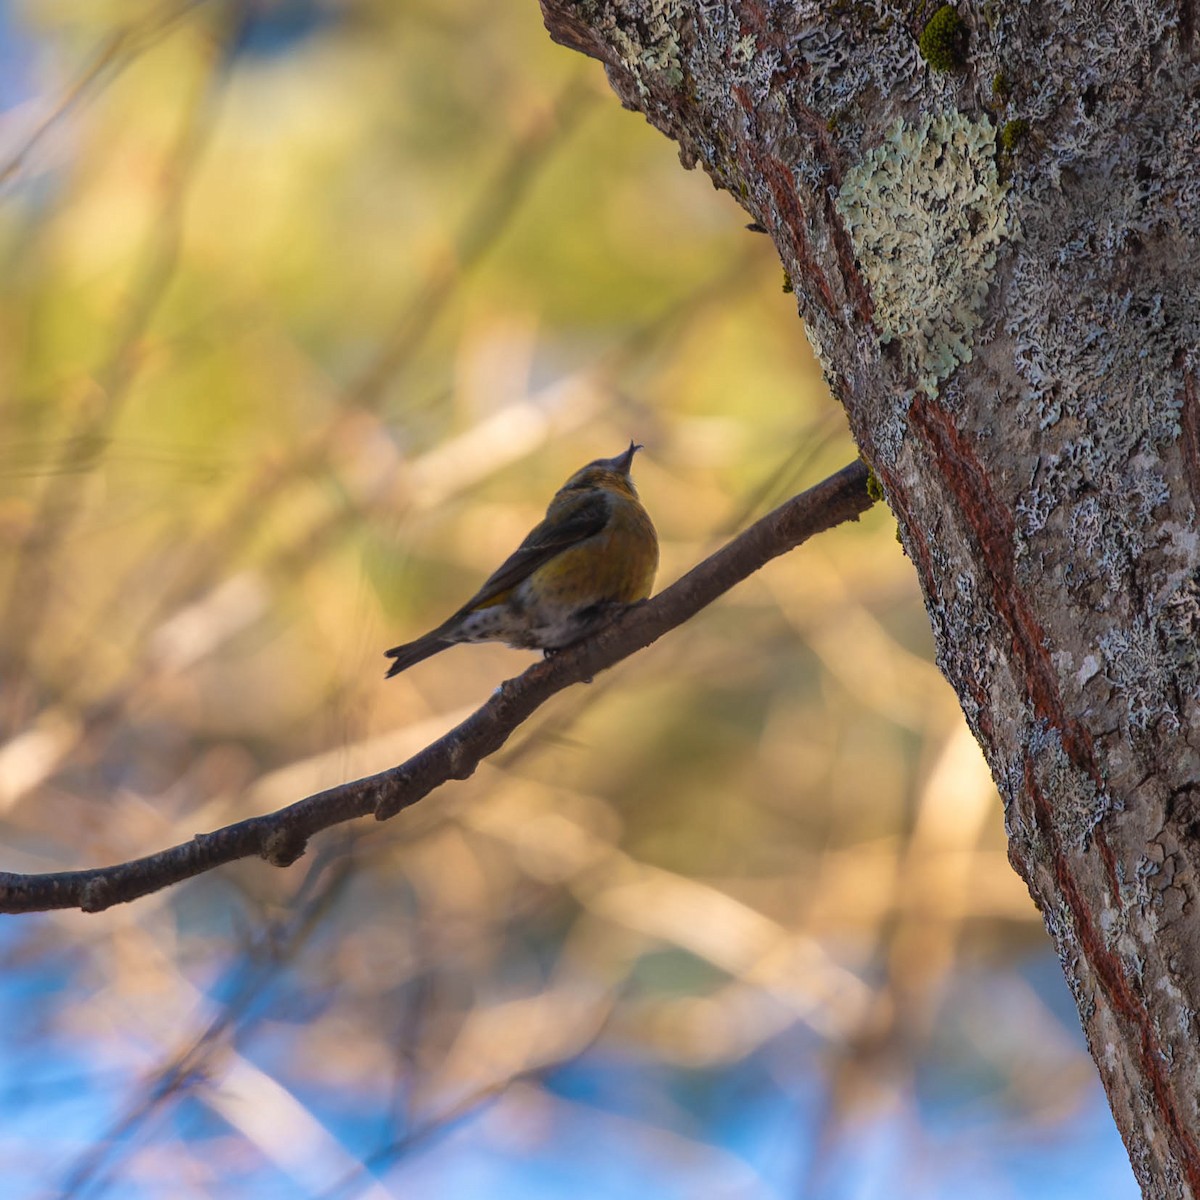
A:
[0, 460, 874, 914]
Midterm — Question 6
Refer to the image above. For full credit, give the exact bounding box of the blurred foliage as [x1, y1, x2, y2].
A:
[0, 1, 1134, 1197]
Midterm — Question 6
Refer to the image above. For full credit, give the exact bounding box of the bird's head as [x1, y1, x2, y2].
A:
[558, 441, 644, 498]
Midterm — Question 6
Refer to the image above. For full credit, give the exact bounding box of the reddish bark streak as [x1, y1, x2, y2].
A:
[908, 394, 1125, 892]
[1092, 829, 1122, 903]
[1026, 759, 1200, 1194]
[755, 152, 838, 315]
[910, 392, 1200, 1184]
[882, 463, 994, 741]
[824, 191, 874, 326]
[908, 395, 1098, 768]
[732, 92, 868, 325]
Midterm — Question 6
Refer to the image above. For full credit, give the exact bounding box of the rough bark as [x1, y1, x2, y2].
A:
[535, 1, 1200, 1194]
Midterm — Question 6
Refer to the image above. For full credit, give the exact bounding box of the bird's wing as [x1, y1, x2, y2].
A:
[453, 489, 611, 615]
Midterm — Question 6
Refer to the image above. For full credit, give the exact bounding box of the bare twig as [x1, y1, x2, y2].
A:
[0, 460, 873, 915]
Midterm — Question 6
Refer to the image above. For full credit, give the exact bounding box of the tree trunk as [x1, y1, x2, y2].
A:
[537, 1, 1200, 1193]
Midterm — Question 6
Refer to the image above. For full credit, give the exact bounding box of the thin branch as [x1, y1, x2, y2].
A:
[0, 460, 873, 915]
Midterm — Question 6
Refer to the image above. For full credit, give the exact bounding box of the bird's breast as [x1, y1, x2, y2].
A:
[512, 496, 659, 648]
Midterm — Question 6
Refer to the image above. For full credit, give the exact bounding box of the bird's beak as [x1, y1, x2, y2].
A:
[606, 441, 643, 475]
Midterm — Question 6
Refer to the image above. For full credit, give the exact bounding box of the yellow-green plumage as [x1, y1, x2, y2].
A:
[385, 443, 658, 677]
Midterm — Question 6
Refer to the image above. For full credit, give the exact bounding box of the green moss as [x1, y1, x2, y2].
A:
[991, 71, 1010, 102]
[999, 118, 1030, 153]
[918, 5, 968, 72]
[782, 271, 794, 294]
[865, 466, 885, 502]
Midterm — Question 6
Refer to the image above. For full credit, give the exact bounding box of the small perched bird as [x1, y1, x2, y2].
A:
[385, 442, 658, 677]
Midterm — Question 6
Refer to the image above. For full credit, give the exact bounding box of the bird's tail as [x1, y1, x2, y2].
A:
[384, 633, 452, 678]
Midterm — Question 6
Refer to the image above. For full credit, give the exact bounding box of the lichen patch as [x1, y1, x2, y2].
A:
[590, 0, 684, 96]
[834, 111, 1011, 398]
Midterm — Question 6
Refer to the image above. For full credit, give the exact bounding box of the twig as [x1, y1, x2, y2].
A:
[0, 460, 873, 915]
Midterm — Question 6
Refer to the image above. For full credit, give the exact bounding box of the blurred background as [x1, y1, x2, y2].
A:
[0, 1, 1136, 1197]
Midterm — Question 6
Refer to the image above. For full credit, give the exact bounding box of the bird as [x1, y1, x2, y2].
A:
[384, 441, 658, 677]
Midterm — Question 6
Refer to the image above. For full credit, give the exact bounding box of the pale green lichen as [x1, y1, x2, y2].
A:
[834, 111, 1011, 397]
[601, 0, 685, 95]
[732, 33, 757, 65]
